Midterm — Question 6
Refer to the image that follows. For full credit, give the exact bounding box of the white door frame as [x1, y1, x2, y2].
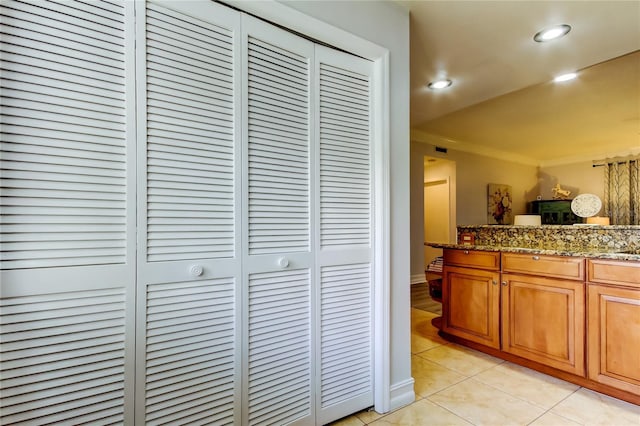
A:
[222, 0, 392, 412]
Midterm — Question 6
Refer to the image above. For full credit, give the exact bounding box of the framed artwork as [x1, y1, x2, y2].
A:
[488, 183, 513, 224]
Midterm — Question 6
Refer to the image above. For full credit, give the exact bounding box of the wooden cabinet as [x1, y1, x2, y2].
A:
[502, 252, 584, 281]
[442, 250, 501, 349]
[587, 259, 640, 395]
[441, 248, 640, 404]
[501, 253, 585, 376]
[501, 272, 585, 375]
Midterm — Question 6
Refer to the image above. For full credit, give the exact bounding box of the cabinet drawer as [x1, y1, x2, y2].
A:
[502, 253, 584, 280]
[444, 249, 500, 270]
[588, 259, 640, 288]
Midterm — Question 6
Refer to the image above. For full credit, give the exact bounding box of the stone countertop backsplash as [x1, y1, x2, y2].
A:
[427, 224, 640, 261]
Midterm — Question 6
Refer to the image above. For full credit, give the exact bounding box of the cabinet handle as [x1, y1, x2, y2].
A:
[463, 250, 469, 255]
[492, 280, 497, 285]
[532, 256, 540, 260]
[277, 257, 289, 268]
[501, 281, 507, 286]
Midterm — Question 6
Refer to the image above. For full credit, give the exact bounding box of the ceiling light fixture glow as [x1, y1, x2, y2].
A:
[428, 79, 452, 90]
[554, 72, 577, 82]
[534, 24, 571, 42]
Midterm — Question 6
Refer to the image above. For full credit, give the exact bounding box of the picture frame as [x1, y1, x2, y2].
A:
[488, 183, 513, 224]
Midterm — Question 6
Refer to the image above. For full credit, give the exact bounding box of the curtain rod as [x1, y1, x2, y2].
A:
[592, 155, 640, 167]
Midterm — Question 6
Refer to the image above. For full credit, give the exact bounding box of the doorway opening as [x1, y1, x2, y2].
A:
[413, 156, 456, 316]
[423, 156, 456, 267]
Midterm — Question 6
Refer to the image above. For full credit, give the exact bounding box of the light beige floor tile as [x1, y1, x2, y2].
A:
[549, 387, 640, 425]
[417, 343, 504, 376]
[412, 355, 467, 397]
[411, 309, 438, 332]
[354, 407, 385, 424]
[428, 378, 546, 425]
[369, 398, 472, 426]
[327, 415, 366, 426]
[413, 322, 447, 341]
[411, 332, 446, 354]
[473, 362, 580, 409]
[529, 411, 582, 426]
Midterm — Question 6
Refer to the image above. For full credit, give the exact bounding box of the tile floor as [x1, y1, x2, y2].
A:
[330, 308, 640, 426]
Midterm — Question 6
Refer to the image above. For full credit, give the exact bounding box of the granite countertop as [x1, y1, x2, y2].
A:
[426, 242, 640, 262]
[457, 224, 640, 230]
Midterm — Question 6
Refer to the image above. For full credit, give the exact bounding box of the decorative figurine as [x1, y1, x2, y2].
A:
[552, 183, 571, 200]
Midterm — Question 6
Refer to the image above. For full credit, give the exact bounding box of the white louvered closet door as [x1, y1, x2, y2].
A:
[315, 46, 375, 425]
[242, 16, 315, 426]
[0, 0, 136, 424]
[136, 1, 242, 424]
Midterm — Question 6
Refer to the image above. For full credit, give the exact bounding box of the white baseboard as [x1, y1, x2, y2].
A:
[410, 273, 426, 285]
[388, 377, 415, 412]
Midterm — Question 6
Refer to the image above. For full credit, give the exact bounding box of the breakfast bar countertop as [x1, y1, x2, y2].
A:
[426, 242, 640, 261]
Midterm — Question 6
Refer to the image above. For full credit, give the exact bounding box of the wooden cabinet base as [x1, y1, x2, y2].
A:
[438, 330, 640, 406]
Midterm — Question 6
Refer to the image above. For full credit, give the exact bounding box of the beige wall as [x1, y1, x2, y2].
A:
[538, 161, 604, 210]
[410, 140, 538, 277]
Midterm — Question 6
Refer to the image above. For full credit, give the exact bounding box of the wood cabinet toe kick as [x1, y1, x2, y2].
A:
[439, 248, 640, 406]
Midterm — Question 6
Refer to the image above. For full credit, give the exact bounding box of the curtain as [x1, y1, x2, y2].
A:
[603, 159, 640, 224]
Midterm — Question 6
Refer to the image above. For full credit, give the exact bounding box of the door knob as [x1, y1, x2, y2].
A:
[277, 257, 289, 268]
[190, 265, 204, 277]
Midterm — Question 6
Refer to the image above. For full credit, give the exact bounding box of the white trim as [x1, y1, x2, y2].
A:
[373, 50, 392, 414]
[411, 274, 426, 285]
[221, 0, 387, 60]
[389, 378, 415, 412]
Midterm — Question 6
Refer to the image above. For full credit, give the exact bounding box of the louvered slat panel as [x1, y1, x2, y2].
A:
[247, 37, 310, 255]
[0, 289, 127, 425]
[145, 2, 236, 263]
[144, 278, 236, 425]
[319, 64, 371, 248]
[320, 264, 372, 408]
[0, 0, 127, 270]
[248, 269, 311, 424]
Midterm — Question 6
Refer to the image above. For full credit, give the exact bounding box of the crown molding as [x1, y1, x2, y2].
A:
[411, 129, 539, 167]
[540, 146, 640, 168]
[412, 129, 640, 169]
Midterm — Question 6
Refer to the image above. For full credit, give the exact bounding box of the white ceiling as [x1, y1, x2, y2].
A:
[402, 1, 640, 166]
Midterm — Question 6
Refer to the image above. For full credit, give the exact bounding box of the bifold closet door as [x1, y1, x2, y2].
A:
[135, 1, 242, 424]
[315, 46, 375, 424]
[242, 16, 316, 425]
[0, 0, 136, 424]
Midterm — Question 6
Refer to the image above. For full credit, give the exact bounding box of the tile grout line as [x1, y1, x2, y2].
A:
[524, 387, 585, 426]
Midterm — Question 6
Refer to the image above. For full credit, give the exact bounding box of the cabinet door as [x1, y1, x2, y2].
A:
[442, 266, 500, 349]
[501, 274, 585, 376]
[588, 284, 640, 395]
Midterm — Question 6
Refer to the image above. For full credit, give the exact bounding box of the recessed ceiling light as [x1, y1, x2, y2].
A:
[428, 79, 452, 90]
[534, 24, 571, 42]
[554, 72, 577, 82]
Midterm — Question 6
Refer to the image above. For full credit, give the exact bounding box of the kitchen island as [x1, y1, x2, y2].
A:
[427, 224, 640, 405]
